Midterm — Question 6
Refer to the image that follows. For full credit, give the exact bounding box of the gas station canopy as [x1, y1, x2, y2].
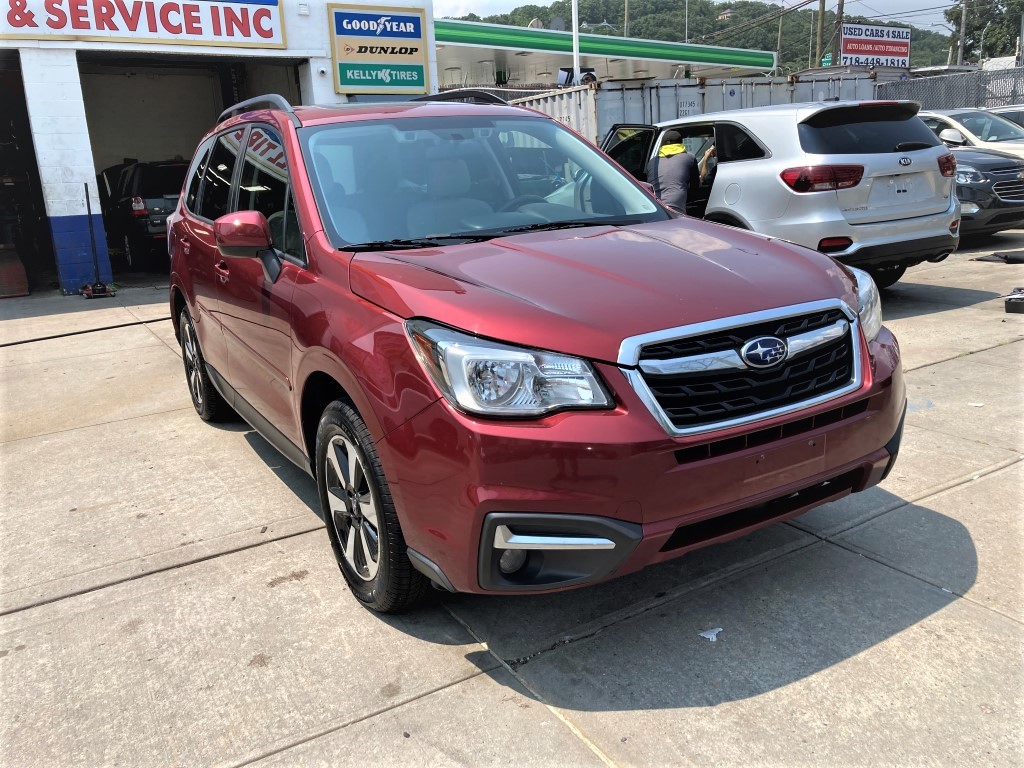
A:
[434, 19, 777, 86]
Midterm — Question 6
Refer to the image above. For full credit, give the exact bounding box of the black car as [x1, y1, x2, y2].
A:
[951, 147, 1024, 236]
[106, 160, 188, 268]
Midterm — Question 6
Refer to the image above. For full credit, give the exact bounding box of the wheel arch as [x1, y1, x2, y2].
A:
[170, 285, 188, 343]
[299, 369, 357, 474]
[704, 210, 750, 230]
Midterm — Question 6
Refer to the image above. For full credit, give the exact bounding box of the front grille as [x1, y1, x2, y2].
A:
[641, 308, 844, 360]
[635, 306, 858, 432]
[993, 179, 1024, 201]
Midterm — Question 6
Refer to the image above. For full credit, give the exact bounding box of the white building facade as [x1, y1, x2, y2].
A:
[1, 0, 438, 291]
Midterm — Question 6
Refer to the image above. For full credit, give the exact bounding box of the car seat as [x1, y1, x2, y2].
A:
[406, 156, 494, 237]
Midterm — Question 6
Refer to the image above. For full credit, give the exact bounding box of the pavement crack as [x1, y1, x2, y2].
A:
[0, 525, 324, 618]
[0, 316, 170, 348]
[229, 670, 489, 767]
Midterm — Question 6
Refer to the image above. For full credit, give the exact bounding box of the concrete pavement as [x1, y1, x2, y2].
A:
[1, 233, 1022, 766]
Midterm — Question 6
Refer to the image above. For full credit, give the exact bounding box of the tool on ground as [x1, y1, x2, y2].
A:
[80, 182, 113, 299]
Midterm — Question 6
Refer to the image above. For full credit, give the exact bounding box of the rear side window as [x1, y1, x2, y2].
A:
[798, 105, 941, 154]
[184, 140, 213, 214]
[236, 126, 288, 223]
[235, 125, 303, 259]
[714, 123, 766, 162]
[140, 165, 187, 198]
[200, 132, 241, 221]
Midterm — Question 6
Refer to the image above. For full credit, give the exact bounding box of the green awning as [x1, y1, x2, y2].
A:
[434, 19, 776, 70]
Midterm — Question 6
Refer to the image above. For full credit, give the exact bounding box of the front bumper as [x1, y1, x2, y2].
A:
[957, 185, 1024, 235]
[383, 329, 904, 595]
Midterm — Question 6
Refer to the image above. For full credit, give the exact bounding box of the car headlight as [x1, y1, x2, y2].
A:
[847, 267, 882, 342]
[955, 165, 985, 184]
[406, 320, 612, 417]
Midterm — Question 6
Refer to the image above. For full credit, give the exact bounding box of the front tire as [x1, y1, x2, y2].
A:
[316, 400, 429, 613]
[179, 309, 231, 422]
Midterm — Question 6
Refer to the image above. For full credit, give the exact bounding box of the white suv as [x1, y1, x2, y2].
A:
[602, 101, 959, 288]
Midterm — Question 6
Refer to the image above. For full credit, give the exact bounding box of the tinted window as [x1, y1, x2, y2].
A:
[798, 105, 941, 154]
[139, 164, 187, 198]
[184, 141, 212, 214]
[604, 127, 657, 180]
[715, 123, 765, 162]
[200, 132, 242, 221]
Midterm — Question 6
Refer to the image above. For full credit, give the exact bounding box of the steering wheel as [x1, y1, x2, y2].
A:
[498, 195, 548, 212]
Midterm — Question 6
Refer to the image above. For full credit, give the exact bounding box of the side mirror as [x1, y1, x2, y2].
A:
[214, 210, 281, 283]
[938, 128, 967, 146]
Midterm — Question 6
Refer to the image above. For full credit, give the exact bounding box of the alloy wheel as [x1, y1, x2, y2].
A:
[324, 434, 380, 581]
[181, 320, 203, 408]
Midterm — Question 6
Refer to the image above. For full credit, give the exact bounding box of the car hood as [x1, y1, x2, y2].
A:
[349, 218, 857, 365]
[951, 146, 1024, 168]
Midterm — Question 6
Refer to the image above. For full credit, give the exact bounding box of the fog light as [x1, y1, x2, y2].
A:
[498, 549, 528, 574]
[960, 202, 980, 215]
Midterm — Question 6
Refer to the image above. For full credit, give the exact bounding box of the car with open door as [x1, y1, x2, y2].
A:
[601, 101, 960, 288]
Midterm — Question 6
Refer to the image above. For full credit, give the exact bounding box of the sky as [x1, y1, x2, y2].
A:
[432, 0, 954, 34]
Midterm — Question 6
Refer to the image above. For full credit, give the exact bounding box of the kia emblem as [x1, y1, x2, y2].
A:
[899, 157, 912, 166]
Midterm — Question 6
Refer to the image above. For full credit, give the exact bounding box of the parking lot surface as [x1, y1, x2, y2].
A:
[2, 234, 1022, 766]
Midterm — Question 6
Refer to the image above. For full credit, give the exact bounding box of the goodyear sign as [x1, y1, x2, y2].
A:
[329, 5, 428, 94]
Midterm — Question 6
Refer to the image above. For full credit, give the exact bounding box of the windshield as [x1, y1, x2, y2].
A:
[951, 111, 1024, 143]
[300, 114, 666, 247]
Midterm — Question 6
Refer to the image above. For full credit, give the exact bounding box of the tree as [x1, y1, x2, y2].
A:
[454, 0, 954, 71]
[945, 0, 1023, 62]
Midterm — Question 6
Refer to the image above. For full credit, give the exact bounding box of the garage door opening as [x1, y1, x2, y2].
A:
[1, 51, 55, 294]
[78, 51, 302, 282]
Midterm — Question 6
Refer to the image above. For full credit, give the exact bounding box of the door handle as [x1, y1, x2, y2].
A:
[180, 238, 190, 256]
[214, 260, 229, 275]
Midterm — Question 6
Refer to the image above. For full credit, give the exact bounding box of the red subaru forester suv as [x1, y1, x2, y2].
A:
[168, 94, 905, 613]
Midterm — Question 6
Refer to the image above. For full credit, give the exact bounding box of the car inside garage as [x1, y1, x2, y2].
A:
[78, 51, 302, 278]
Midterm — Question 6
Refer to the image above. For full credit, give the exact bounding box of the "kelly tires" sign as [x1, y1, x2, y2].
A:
[329, 4, 428, 95]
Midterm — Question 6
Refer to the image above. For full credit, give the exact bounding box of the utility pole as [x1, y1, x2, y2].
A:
[831, 0, 845, 65]
[809, 8, 815, 68]
[815, 0, 825, 64]
[624, 0, 629, 37]
[777, 1, 785, 72]
[572, 0, 581, 83]
[957, 0, 967, 65]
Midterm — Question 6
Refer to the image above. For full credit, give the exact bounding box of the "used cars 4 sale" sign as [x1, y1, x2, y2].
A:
[840, 23, 911, 68]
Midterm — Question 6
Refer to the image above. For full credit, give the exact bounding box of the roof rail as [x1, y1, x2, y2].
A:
[218, 94, 300, 127]
[411, 89, 509, 106]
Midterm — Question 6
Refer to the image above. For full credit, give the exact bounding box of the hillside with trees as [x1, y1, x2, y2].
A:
[455, 0, 962, 72]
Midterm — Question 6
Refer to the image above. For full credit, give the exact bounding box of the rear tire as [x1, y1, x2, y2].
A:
[316, 400, 429, 613]
[179, 309, 231, 422]
[867, 265, 907, 290]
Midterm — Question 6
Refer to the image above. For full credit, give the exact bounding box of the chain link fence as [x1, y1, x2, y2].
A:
[875, 67, 1024, 109]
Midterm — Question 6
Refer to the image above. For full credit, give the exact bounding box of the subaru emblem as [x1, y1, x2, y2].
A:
[741, 336, 788, 369]
[899, 157, 912, 166]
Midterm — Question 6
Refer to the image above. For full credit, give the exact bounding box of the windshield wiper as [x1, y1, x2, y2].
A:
[893, 141, 934, 151]
[344, 235, 494, 252]
[447, 218, 646, 239]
